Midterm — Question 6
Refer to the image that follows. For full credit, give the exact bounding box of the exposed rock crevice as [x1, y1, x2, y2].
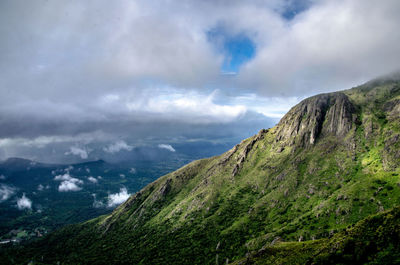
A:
[231, 140, 255, 177]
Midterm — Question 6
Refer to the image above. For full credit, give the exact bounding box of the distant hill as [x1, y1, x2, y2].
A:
[0, 157, 55, 170]
[2, 75, 400, 264]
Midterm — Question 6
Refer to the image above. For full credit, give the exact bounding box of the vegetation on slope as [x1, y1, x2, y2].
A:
[233, 206, 400, 265]
[1, 75, 399, 264]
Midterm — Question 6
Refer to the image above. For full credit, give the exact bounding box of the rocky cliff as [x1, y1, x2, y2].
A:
[276, 92, 357, 147]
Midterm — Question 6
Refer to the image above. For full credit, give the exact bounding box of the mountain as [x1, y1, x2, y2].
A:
[1, 76, 400, 264]
[0, 158, 55, 170]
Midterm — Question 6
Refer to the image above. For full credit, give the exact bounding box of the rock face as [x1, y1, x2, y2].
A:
[275, 92, 356, 147]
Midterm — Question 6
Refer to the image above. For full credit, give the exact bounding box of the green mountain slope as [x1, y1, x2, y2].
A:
[2, 75, 400, 264]
[233, 205, 400, 265]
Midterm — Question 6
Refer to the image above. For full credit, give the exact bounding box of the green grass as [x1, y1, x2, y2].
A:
[233, 206, 400, 265]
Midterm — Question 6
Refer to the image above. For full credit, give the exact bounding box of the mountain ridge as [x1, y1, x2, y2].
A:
[1, 76, 400, 264]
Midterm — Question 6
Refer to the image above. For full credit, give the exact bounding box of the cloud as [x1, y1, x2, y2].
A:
[92, 194, 104, 208]
[124, 90, 247, 124]
[1, 0, 399, 162]
[58, 180, 82, 192]
[65, 146, 89, 159]
[239, 0, 400, 95]
[87, 176, 98, 183]
[64, 166, 74, 172]
[37, 184, 49, 191]
[129, 168, 136, 174]
[54, 173, 74, 181]
[0, 175, 6, 180]
[0, 184, 15, 202]
[0, 0, 399, 101]
[0, 132, 111, 148]
[0, 111, 277, 163]
[158, 144, 176, 152]
[232, 94, 303, 118]
[107, 187, 130, 207]
[54, 173, 83, 192]
[103, 140, 133, 153]
[17, 193, 32, 210]
[0, 1, 276, 143]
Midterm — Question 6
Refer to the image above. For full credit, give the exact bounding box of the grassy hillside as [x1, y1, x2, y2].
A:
[1, 76, 400, 264]
[233, 205, 400, 265]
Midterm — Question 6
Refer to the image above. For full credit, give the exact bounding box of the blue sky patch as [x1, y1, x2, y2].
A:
[281, 0, 313, 20]
[207, 27, 256, 73]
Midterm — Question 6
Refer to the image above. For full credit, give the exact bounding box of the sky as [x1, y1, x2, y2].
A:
[1, 0, 400, 162]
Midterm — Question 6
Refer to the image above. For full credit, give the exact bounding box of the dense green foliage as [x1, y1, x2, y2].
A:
[1, 76, 399, 264]
[234, 206, 400, 264]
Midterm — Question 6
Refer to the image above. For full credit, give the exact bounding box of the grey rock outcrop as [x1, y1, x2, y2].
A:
[275, 92, 356, 147]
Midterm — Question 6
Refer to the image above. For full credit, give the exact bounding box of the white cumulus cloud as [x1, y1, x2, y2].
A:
[58, 180, 82, 192]
[0, 184, 15, 202]
[54, 173, 74, 181]
[17, 193, 32, 210]
[107, 187, 130, 207]
[103, 140, 134, 153]
[158, 144, 176, 152]
[87, 176, 98, 183]
[65, 146, 89, 159]
[54, 173, 83, 192]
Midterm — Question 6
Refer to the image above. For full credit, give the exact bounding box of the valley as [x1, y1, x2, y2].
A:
[0, 156, 197, 244]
